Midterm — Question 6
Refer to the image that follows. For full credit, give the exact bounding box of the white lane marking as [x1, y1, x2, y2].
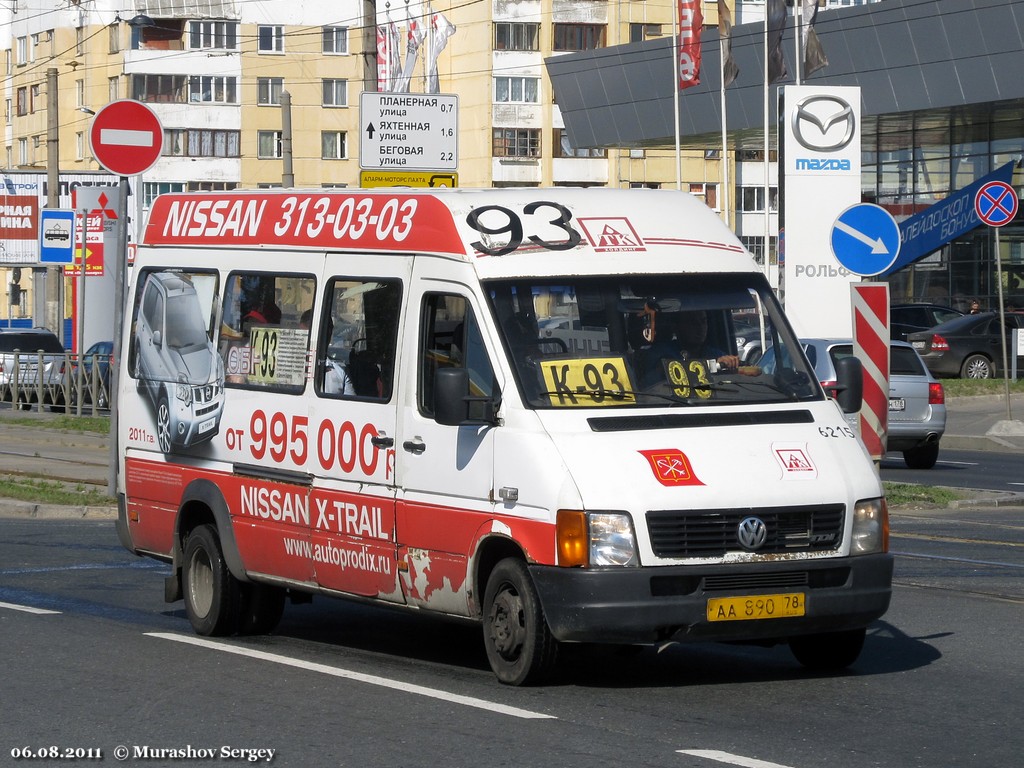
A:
[99, 128, 154, 147]
[0, 601, 60, 615]
[147, 632, 555, 720]
[678, 750, 795, 768]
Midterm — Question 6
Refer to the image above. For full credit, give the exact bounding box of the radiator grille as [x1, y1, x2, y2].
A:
[647, 504, 845, 559]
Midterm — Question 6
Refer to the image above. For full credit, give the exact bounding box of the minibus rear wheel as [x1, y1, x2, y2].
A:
[482, 558, 558, 686]
[183, 524, 240, 636]
[789, 627, 866, 671]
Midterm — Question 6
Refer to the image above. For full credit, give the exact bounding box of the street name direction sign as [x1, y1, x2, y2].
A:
[359, 92, 458, 172]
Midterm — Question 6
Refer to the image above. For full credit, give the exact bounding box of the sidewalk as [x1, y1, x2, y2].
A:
[942, 393, 1024, 454]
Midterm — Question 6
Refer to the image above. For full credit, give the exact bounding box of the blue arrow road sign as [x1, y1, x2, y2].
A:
[830, 203, 901, 277]
[39, 209, 77, 264]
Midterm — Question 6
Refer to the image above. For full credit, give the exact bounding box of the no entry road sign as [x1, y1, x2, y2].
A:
[974, 180, 1019, 228]
[88, 100, 164, 176]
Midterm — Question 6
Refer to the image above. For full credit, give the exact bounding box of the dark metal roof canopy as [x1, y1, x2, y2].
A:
[545, 0, 1024, 151]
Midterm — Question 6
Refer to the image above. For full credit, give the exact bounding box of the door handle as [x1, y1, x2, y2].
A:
[371, 435, 394, 448]
[402, 439, 426, 455]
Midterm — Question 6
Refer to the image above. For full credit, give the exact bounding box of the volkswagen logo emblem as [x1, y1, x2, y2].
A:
[792, 94, 855, 153]
[737, 516, 768, 551]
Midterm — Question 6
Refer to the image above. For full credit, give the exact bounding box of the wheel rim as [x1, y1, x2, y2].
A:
[188, 547, 214, 619]
[966, 358, 989, 378]
[488, 584, 526, 662]
[157, 400, 172, 452]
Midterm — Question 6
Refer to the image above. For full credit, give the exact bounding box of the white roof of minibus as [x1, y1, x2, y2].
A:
[141, 187, 758, 279]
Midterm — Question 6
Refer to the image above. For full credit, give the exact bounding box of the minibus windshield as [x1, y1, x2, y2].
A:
[485, 273, 821, 409]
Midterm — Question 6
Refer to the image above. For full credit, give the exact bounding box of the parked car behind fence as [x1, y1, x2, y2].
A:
[907, 311, 1024, 379]
[0, 328, 69, 412]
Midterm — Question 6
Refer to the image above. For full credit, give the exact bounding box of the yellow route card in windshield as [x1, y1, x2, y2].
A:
[540, 356, 636, 407]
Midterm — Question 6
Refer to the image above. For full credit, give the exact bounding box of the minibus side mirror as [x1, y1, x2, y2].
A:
[834, 355, 863, 414]
[434, 367, 499, 427]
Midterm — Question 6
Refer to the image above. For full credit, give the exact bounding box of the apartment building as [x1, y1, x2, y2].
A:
[1, 0, 736, 329]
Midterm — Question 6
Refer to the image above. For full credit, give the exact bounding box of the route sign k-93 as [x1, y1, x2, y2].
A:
[359, 92, 458, 172]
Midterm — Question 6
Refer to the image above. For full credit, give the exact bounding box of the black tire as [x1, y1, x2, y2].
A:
[238, 583, 286, 635]
[903, 443, 939, 469]
[182, 524, 241, 636]
[482, 558, 558, 686]
[156, 392, 172, 453]
[789, 627, 866, 671]
[961, 354, 993, 379]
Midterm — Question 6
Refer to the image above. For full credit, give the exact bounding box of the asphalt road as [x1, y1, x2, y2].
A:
[1, 511, 1021, 768]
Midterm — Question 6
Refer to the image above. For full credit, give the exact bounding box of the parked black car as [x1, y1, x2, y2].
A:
[907, 311, 1024, 378]
[0, 327, 68, 410]
[72, 340, 114, 409]
[889, 303, 964, 341]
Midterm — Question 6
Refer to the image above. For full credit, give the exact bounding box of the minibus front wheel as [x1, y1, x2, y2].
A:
[482, 558, 558, 686]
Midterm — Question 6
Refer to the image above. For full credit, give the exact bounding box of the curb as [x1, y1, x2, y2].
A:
[0, 500, 117, 520]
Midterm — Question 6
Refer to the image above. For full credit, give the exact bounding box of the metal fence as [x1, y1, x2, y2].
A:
[0, 350, 111, 417]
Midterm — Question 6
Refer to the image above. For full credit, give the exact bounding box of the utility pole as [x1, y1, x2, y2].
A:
[281, 90, 294, 188]
[45, 67, 62, 340]
[363, 0, 378, 92]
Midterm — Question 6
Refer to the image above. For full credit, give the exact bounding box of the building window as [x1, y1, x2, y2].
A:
[108, 76, 119, 101]
[144, 182, 186, 207]
[29, 84, 40, 113]
[629, 182, 662, 189]
[740, 236, 777, 266]
[164, 129, 241, 158]
[258, 131, 283, 159]
[322, 131, 346, 160]
[108, 23, 120, 54]
[76, 132, 85, 161]
[494, 76, 539, 104]
[737, 186, 779, 213]
[554, 129, 605, 158]
[629, 23, 661, 43]
[132, 74, 188, 103]
[15, 87, 26, 116]
[189, 76, 237, 104]
[75, 79, 85, 107]
[736, 149, 778, 162]
[493, 128, 541, 158]
[5, 49, 10, 75]
[18, 138, 27, 165]
[257, 77, 283, 106]
[494, 22, 539, 51]
[75, 27, 84, 55]
[553, 24, 605, 52]
[16, 36, 27, 65]
[322, 79, 347, 107]
[4, 99, 10, 121]
[258, 25, 284, 53]
[189, 20, 238, 50]
[322, 26, 347, 54]
[188, 181, 237, 192]
[689, 182, 718, 209]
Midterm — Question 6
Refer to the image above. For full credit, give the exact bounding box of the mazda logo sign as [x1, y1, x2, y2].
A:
[792, 95, 855, 153]
[737, 516, 768, 551]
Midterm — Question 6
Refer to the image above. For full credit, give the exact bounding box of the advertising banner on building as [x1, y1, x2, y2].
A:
[0, 172, 125, 264]
[780, 85, 862, 338]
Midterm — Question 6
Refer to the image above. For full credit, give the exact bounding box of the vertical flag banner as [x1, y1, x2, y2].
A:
[387, 14, 402, 92]
[677, 0, 704, 90]
[396, 9, 424, 93]
[376, 25, 389, 91]
[802, 0, 829, 78]
[427, 12, 456, 94]
[718, 0, 739, 87]
[767, 0, 789, 83]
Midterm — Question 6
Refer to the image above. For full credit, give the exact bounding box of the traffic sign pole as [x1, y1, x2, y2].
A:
[975, 180, 1019, 420]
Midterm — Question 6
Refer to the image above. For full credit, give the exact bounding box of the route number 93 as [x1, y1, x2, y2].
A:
[466, 201, 582, 256]
[666, 359, 713, 399]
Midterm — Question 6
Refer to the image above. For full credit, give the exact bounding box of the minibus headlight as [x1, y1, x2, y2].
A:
[556, 510, 638, 567]
[851, 497, 888, 555]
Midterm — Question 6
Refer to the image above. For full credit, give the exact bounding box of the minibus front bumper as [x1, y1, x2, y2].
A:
[529, 553, 893, 645]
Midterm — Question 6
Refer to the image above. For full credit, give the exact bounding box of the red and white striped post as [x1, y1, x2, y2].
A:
[852, 283, 890, 463]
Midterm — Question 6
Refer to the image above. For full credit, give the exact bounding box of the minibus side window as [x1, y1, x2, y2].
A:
[418, 293, 498, 419]
[219, 271, 316, 393]
[316, 277, 402, 401]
